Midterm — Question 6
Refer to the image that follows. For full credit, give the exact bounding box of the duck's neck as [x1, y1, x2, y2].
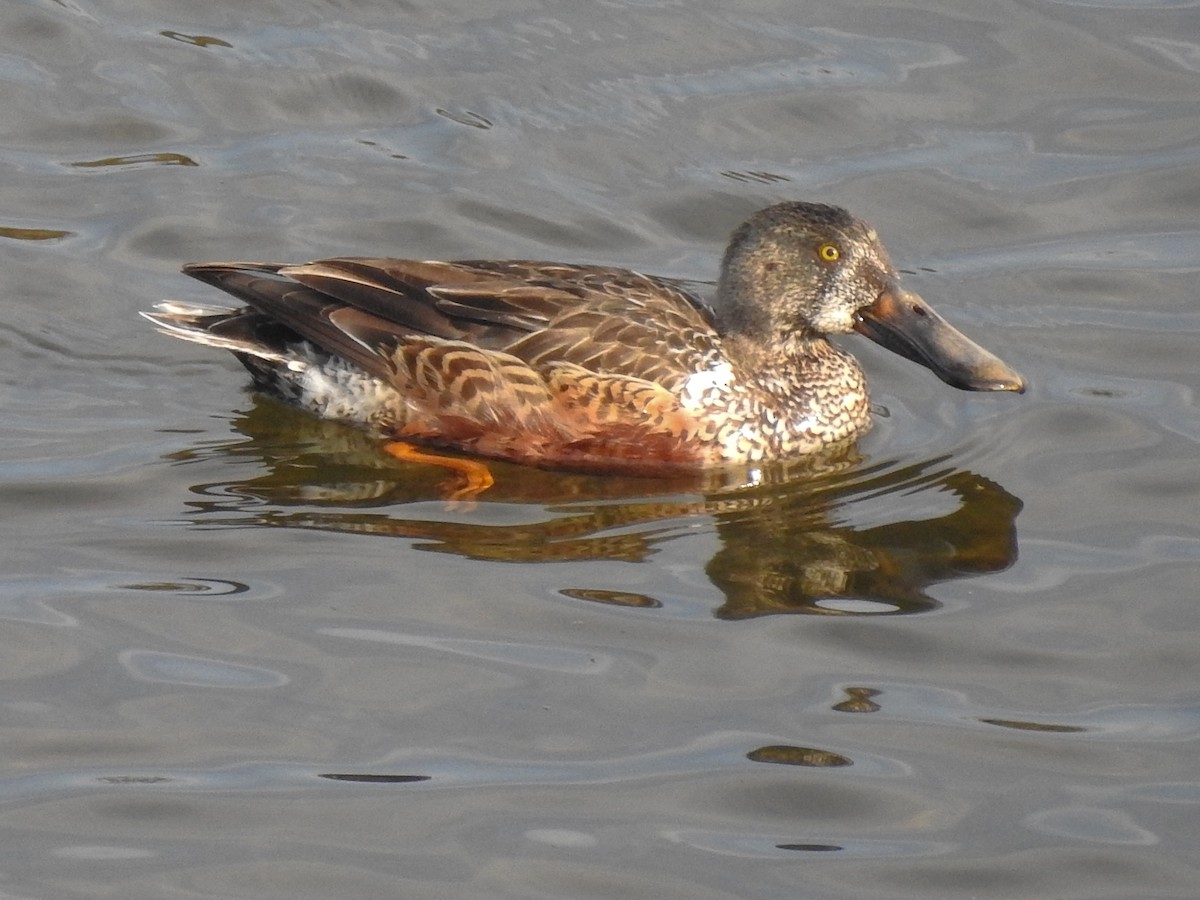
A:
[722, 332, 857, 387]
[721, 332, 873, 449]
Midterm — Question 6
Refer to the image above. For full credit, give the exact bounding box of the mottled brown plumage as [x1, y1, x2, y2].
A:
[143, 202, 1023, 475]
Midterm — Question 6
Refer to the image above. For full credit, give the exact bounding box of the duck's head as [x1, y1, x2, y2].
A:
[717, 201, 1024, 393]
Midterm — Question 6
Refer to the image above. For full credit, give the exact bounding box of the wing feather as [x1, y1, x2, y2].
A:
[182, 258, 726, 392]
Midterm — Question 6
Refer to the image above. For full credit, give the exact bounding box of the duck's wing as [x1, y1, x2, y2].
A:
[182, 259, 725, 387]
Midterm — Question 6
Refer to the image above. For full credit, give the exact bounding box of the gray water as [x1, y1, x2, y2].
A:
[3, 0, 1199, 897]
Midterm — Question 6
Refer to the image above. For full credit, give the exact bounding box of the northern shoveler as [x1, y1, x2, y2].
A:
[143, 201, 1023, 482]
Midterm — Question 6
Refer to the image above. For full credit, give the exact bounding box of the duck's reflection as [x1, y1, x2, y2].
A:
[173, 399, 1021, 618]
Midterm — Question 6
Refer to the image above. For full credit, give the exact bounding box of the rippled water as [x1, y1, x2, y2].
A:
[3, 0, 1199, 897]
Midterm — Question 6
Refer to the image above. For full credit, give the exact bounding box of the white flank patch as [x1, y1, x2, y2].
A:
[681, 361, 734, 408]
[299, 357, 395, 423]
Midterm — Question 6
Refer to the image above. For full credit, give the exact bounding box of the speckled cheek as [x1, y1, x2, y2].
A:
[808, 305, 858, 334]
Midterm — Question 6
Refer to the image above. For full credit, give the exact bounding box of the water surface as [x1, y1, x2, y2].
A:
[2, 0, 1199, 897]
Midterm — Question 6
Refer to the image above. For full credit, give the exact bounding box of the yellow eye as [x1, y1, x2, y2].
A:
[818, 243, 840, 262]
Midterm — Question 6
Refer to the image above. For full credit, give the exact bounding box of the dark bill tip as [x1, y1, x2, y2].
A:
[853, 289, 1025, 394]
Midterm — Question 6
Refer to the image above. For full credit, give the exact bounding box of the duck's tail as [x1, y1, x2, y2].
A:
[140, 301, 294, 365]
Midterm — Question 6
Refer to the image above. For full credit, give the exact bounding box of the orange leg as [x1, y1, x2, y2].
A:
[383, 441, 495, 500]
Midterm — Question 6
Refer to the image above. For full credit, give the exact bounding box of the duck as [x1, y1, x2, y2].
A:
[143, 201, 1024, 486]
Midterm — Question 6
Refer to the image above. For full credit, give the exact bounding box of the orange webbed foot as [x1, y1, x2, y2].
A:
[384, 441, 496, 502]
